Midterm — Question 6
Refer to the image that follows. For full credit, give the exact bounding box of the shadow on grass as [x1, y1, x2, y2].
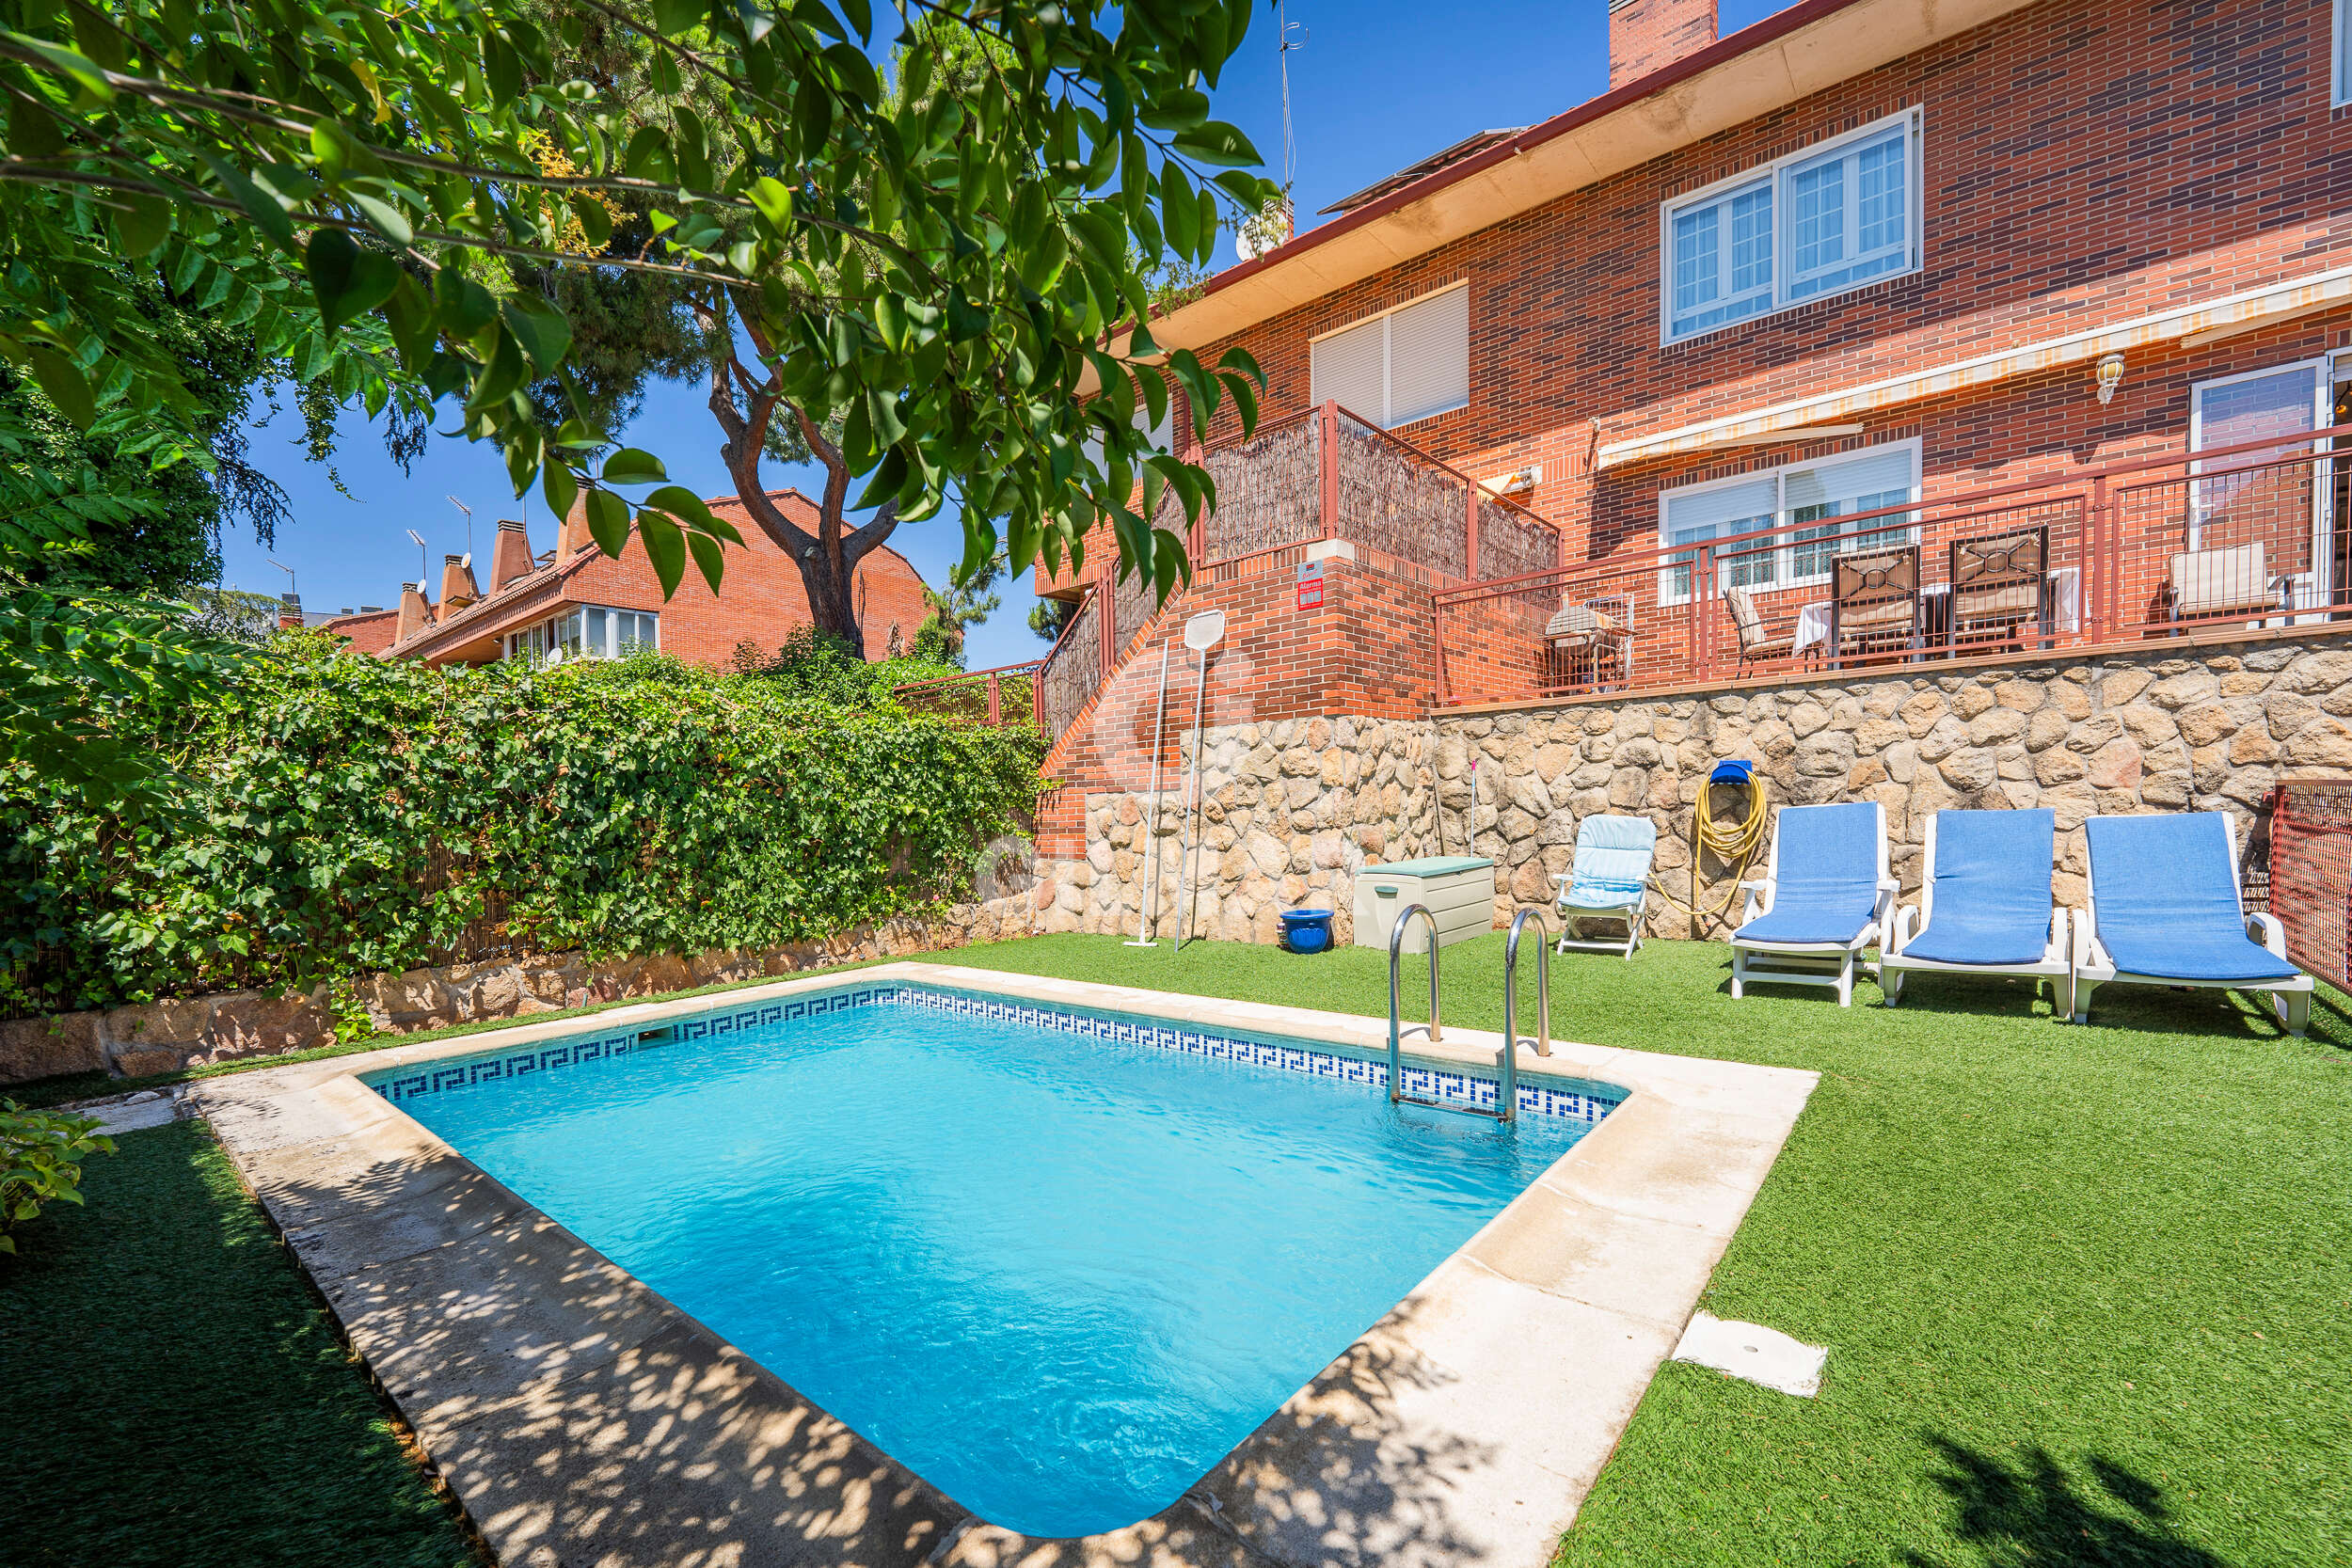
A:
[1900, 1438, 2232, 1568]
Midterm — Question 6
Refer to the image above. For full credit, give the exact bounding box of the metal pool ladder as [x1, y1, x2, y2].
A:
[1387, 905, 1551, 1126]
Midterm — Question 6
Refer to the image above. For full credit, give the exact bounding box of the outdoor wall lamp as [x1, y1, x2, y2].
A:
[2095, 353, 2126, 405]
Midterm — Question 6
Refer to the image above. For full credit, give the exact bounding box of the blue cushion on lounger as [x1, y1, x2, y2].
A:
[1738, 802, 1883, 945]
[1903, 809, 2056, 966]
[1565, 815, 1656, 908]
[2086, 814, 2297, 982]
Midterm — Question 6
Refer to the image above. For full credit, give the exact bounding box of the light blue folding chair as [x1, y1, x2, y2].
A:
[1551, 814, 1657, 959]
[2074, 813, 2312, 1034]
[1881, 809, 2072, 1015]
[1730, 800, 1895, 1006]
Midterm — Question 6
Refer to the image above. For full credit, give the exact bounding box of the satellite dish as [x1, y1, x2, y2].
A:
[1234, 226, 1265, 263]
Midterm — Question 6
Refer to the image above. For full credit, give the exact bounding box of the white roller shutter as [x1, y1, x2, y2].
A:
[1385, 285, 1470, 428]
[1311, 314, 1386, 423]
[1663, 475, 1780, 543]
[1782, 445, 1916, 513]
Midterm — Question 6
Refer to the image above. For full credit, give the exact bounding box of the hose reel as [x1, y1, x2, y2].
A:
[1652, 759, 1770, 929]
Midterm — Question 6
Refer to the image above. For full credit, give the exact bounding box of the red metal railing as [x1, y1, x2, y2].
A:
[1435, 421, 2352, 706]
[1031, 401, 1569, 739]
[893, 659, 1047, 730]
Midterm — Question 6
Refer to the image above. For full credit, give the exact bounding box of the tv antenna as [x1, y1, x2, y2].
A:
[405, 529, 428, 585]
[1278, 1, 1307, 194]
[265, 557, 295, 600]
[446, 496, 473, 562]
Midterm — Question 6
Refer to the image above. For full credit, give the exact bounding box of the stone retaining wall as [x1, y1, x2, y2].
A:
[1030, 633, 2352, 945]
[0, 893, 1038, 1085]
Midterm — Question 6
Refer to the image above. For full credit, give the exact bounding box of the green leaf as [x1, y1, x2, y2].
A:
[1160, 165, 1198, 261]
[748, 176, 793, 230]
[645, 485, 737, 541]
[195, 150, 295, 252]
[27, 346, 94, 429]
[349, 192, 413, 246]
[584, 487, 631, 555]
[500, 296, 573, 372]
[541, 461, 579, 522]
[2, 30, 113, 103]
[650, 0, 704, 36]
[7, 89, 64, 159]
[304, 229, 401, 334]
[114, 193, 171, 259]
[1170, 121, 1263, 168]
[685, 529, 727, 593]
[600, 447, 667, 486]
[638, 508, 687, 596]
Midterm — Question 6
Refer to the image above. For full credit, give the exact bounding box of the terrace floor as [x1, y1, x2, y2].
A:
[6, 934, 2347, 1567]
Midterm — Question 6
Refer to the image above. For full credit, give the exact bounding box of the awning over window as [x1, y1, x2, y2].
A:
[1594, 263, 2352, 470]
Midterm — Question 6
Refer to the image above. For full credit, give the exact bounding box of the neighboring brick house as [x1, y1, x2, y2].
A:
[1025, 0, 2352, 944]
[331, 488, 932, 670]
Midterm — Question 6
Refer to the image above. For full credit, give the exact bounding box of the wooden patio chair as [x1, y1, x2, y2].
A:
[1947, 525, 2051, 653]
[1724, 586, 1796, 669]
[2165, 542, 2291, 627]
[1829, 545, 1922, 666]
[1545, 594, 1634, 689]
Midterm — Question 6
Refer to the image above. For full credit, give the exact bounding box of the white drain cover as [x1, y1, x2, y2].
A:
[1671, 1311, 1826, 1398]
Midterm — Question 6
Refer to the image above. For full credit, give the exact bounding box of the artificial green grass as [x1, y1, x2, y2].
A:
[0, 1119, 480, 1568]
[942, 934, 2352, 1568]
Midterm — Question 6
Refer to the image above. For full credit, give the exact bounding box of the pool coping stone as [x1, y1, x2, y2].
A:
[188, 960, 1818, 1568]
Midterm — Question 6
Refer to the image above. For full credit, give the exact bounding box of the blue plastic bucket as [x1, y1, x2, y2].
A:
[1279, 909, 1334, 954]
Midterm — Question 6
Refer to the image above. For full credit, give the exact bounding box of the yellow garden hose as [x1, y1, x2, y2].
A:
[1651, 762, 1770, 925]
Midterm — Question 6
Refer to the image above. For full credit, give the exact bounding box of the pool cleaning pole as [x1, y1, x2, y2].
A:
[1176, 611, 1226, 950]
[1127, 648, 1170, 946]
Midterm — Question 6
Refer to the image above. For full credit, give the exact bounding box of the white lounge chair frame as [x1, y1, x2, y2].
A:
[2072, 814, 2312, 1035]
[1880, 812, 2074, 1016]
[1729, 801, 1898, 1007]
[1550, 879, 1646, 960]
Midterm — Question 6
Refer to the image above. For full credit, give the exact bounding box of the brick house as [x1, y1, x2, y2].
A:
[1023, 0, 2352, 945]
[334, 488, 932, 671]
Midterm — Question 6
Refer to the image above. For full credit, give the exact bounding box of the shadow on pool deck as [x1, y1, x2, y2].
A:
[1899, 1439, 2234, 1568]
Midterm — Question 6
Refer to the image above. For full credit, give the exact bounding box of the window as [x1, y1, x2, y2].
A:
[2188, 362, 2329, 608]
[1662, 111, 1921, 342]
[2339, 0, 2351, 106]
[503, 605, 659, 663]
[1656, 439, 1920, 605]
[1309, 282, 1470, 429]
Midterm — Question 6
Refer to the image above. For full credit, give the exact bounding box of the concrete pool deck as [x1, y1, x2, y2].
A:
[190, 960, 1818, 1568]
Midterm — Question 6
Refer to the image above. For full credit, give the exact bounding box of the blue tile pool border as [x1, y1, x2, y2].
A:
[362, 980, 1627, 1124]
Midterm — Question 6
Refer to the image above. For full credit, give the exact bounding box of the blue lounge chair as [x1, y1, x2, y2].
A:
[1881, 809, 2072, 1015]
[1551, 814, 1657, 959]
[1730, 801, 1896, 1006]
[2074, 813, 2312, 1034]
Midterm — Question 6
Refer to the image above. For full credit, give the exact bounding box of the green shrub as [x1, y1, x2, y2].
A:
[1, 634, 1047, 1013]
[0, 1101, 115, 1254]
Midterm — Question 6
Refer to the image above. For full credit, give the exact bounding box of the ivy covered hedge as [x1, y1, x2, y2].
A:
[1, 637, 1046, 1015]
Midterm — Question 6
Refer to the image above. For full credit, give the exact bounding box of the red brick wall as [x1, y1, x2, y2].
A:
[1193, 0, 2352, 571]
[1610, 0, 1717, 88]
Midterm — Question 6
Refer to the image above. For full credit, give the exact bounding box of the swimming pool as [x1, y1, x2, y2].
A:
[369, 981, 1627, 1538]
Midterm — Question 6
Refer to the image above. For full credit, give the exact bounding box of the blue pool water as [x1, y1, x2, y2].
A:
[378, 989, 1616, 1537]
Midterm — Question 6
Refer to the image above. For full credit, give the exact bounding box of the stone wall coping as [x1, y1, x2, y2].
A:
[1437, 622, 2345, 717]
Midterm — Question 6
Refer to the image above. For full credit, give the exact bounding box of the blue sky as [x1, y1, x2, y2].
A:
[224, 1, 1786, 670]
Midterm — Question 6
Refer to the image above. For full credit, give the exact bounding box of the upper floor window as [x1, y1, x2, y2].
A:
[1657, 439, 1920, 604]
[1309, 282, 1470, 430]
[505, 604, 660, 664]
[2338, 0, 2352, 106]
[1662, 111, 1922, 343]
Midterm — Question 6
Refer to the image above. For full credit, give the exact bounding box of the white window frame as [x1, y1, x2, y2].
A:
[503, 605, 660, 663]
[1655, 436, 1924, 607]
[2188, 358, 2332, 617]
[1307, 279, 1470, 430]
[2337, 0, 2351, 107]
[1660, 109, 1924, 345]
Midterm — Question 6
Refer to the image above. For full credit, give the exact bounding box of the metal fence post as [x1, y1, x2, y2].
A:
[1319, 400, 1339, 539]
[1466, 482, 1480, 580]
[986, 672, 1001, 726]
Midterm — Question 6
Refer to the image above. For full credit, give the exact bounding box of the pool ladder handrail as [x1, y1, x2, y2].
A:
[1391, 901, 1522, 1127]
[1498, 909, 1557, 1125]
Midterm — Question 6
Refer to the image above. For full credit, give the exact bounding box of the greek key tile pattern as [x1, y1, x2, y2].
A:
[367, 982, 1626, 1123]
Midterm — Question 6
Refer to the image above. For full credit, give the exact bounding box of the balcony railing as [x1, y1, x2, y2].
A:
[1434, 422, 2352, 707]
[893, 660, 1043, 729]
[1032, 401, 1568, 739]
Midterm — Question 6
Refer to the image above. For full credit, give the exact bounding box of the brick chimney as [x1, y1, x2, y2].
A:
[489, 517, 536, 590]
[395, 581, 432, 644]
[437, 553, 479, 620]
[1609, 0, 1716, 89]
[556, 495, 595, 563]
[277, 592, 304, 631]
